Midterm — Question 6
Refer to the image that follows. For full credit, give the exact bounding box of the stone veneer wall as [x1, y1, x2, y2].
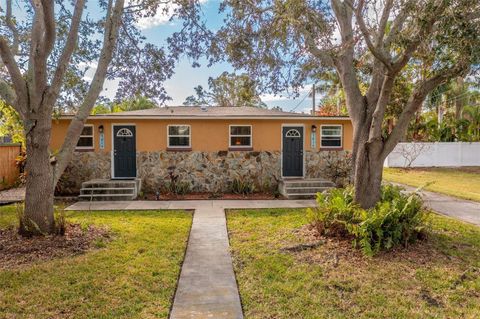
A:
[56, 150, 350, 195]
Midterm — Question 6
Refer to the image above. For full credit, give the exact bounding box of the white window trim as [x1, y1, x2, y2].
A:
[229, 125, 253, 148]
[320, 124, 343, 148]
[76, 124, 94, 150]
[167, 124, 191, 148]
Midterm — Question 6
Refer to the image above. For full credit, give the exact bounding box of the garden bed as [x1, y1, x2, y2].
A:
[0, 223, 110, 269]
[141, 191, 283, 201]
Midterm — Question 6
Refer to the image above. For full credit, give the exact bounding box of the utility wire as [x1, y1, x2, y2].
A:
[290, 87, 312, 113]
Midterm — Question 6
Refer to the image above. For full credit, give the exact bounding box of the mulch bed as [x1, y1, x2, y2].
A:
[0, 223, 110, 269]
[288, 224, 453, 268]
[141, 192, 283, 201]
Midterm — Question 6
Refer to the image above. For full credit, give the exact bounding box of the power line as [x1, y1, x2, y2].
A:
[290, 87, 313, 113]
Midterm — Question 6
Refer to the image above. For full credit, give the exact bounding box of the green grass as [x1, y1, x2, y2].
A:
[0, 205, 192, 319]
[384, 167, 480, 202]
[227, 208, 480, 319]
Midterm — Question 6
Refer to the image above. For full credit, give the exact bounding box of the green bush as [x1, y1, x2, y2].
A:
[230, 178, 256, 195]
[306, 185, 427, 256]
[166, 181, 191, 195]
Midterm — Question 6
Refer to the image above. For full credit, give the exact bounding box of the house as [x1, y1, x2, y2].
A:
[51, 106, 353, 198]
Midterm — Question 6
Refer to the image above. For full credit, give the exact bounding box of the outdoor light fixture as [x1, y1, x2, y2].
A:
[311, 125, 317, 133]
[98, 125, 104, 133]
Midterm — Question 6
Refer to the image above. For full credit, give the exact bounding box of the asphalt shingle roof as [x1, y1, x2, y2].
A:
[81, 106, 350, 119]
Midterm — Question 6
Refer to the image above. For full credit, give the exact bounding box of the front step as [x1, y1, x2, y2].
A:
[78, 179, 141, 201]
[279, 178, 335, 199]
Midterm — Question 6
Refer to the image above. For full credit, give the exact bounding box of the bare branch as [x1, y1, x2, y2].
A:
[41, 0, 56, 57]
[5, 0, 20, 55]
[54, 0, 125, 183]
[382, 65, 468, 158]
[353, 0, 393, 71]
[0, 36, 28, 116]
[48, 0, 86, 104]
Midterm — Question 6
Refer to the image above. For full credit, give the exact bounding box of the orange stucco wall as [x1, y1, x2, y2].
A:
[50, 118, 353, 152]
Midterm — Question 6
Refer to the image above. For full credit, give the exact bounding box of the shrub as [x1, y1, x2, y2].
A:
[164, 167, 191, 195]
[306, 184, 427, 256]
[230, 177, 256, 195]
[166, 181, 191, 195]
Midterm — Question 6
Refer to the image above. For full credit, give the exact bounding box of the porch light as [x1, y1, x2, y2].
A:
[311, 125, 317, 133]
[98, 125, 104, 133]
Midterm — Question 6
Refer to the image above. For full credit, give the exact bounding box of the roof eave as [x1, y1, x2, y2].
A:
[55, 115, 351, 120]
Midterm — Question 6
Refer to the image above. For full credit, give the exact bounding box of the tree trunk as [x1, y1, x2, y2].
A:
[352, 139, 384, 209]
[20, 115, 55, 236]
[353, 150, 384, 209]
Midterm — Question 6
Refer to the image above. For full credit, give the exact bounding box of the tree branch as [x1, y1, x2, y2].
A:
[54, 0, 125, 184]
[353, 0, 393, 71]
[382, 65, 468, 158]
[40, 0, 56, 57]
[0, 36, 28, 117]
[5, 0, 20, 55]
[48, 0, 86, 105]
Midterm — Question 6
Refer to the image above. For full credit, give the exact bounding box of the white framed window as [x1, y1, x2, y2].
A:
[168, 125, 191, 148]
[321, 125, 342, 148]
[76, 124, 94, 149]
[229, 125, 252, 148]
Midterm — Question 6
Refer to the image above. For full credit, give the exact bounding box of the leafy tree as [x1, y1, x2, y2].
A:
[0, 0, 209, 235]
[0, 101, 24, 145]
[184, 72, 266, 107]
[211, 0, 480, 208]
[92, 95, 157, 114]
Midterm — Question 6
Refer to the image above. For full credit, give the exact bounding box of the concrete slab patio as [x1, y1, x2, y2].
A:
[66, 199, 316, 319]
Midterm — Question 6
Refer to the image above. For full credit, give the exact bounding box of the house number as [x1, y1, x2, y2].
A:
[311, 132, 316, 148]
[99, 133, 105, 149]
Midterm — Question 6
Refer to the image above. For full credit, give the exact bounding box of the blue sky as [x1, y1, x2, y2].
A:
[3, 0, 315, 113]
[115, 0, 316, 113]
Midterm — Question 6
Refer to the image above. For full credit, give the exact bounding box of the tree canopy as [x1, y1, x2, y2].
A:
[183, 72, 266, 107]
[211, 0, 480, 208]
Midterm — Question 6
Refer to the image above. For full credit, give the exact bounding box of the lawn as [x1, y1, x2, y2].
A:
[227, 208, 480, 319]
[383, 167, 480, 202]
[0, 205, 192, 319]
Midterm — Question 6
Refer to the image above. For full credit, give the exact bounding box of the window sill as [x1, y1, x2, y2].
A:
[228, 147, 253, 151]
[75, 148, 95, 152]
[320, 147, 343, 151]
[166, 147, 192, 152]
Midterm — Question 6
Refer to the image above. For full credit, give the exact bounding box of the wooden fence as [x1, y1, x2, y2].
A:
[0, 144, 21, 190]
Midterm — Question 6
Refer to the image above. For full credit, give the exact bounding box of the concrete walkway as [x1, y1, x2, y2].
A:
[64, 193, 480, 318]
[66, 200, 315, 319]
[397, 184, 480, 226]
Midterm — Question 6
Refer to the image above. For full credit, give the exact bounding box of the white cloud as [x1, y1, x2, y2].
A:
[135, 0, 209, 30]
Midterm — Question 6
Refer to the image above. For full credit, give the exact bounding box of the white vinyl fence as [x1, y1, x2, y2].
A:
[384, 142, 480, 167]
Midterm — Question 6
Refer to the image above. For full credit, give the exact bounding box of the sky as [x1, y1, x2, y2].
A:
[111, 0, 317, 113]
[2, 0, 317, 114]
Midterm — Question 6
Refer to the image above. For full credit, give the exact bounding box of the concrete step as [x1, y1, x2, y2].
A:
[78, 193, 136, 201]
[284, 193, 320, 199]
[80, 187, 135, 195]
[79, 178, 141, 201]
[82, 181, 137, 189]
[279, 178, 335, 199]
[285, 187, 331, 194]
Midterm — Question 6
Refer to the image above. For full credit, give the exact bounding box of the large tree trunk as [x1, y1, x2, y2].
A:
[20, 115, 55, 236]
[353, 147, 384, 209]
[352, 129, 385, 209]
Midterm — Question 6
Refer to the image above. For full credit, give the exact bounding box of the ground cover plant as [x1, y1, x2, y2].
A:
[307, 185, 427, 256]
[384, 167, 480, 202]
[227, 208, 480, 318]
[0, 205, 192, 318]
